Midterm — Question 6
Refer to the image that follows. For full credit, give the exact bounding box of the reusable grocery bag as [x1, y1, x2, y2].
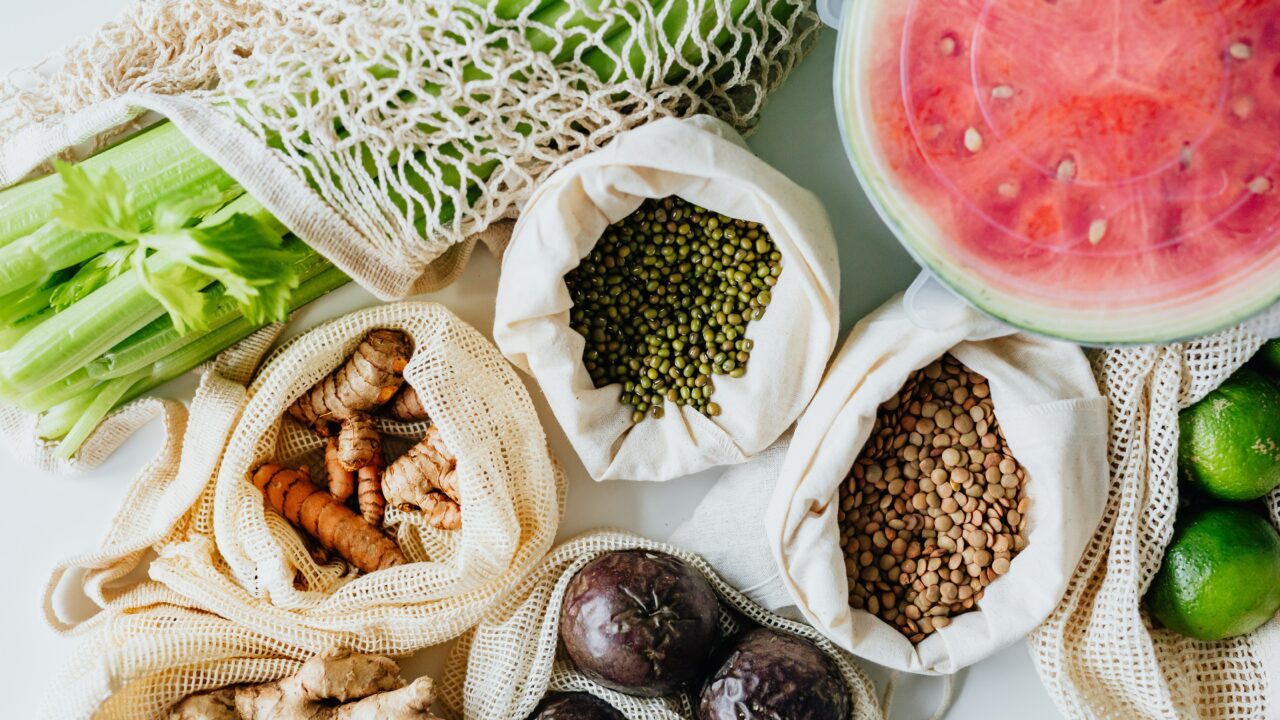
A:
[438, 530, 883, 720]
[493, 115, 841, 481]
[41, 590, 316, 720]
[0, 0, 818, 300]
[0, 0, 818, 470]
[1028, 330, 1280, 720]
[43, 303, 564, 660]
[674, 282, 1109, 674]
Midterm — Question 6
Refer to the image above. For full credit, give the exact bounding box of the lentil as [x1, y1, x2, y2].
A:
[838, 354, 1030, 643]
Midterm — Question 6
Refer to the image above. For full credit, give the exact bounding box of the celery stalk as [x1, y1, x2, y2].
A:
[0, 123, 235, 248]
[43, 263, 350, 457]
[0, 284, 57, 327]
[16, 246, 332, 413]
[0, 261, 174, 398]
[35, 391, 96, 442]
[52, 372, 143, 460]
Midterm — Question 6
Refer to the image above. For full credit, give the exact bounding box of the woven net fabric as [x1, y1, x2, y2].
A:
[0, 0, 819, 299]
[142, 302, 565, 654]
[440, 529, 883, 720]
[40, 303, 564, 717]
[1028, 327, 1280, 719]
[42, 586, 316, 720]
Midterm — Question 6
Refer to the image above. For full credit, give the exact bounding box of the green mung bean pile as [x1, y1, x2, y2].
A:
[566, 196, 783, 423]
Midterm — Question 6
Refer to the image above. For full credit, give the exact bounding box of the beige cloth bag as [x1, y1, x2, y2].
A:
[43, 303, 564, 674]
[1028, 329, 1280, 719]
[439, 530, 883, 720]
[758, 287, 1109, 674]
[494, 115, 841, 482]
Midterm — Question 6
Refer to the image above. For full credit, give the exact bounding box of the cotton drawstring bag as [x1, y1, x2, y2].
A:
[438, 530, 883, 720]
[671, 284, 1109, 674]
[1028, 329, 1280, 720]
[493, 115, 841, 481]
[44, 302, 565, 660]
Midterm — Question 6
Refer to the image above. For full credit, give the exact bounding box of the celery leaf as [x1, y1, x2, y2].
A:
[137, 214, 302, 330]
[52, 161, 139, 237]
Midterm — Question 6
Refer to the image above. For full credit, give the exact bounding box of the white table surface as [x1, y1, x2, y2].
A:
[0, 5, 1066, 719]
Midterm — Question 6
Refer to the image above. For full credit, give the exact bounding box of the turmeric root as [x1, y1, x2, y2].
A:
[386, 384, 429, 422]
[287, 329, 412, 435]
[384, 426, 458, 500]
[336, 413, 382, 471]
[383, 427, 461, 531]
[169, 648, 442, 720]
[253, 465, 405, 573]
[324, 439, 355, 502]
[357, 451, 387, 526]
[414, 491, 462, 531]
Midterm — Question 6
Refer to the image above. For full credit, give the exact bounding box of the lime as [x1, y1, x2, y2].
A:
[1257, 340, 1280, 375]
[1147, 506, 1280, 641]
[1179, 368, 1280, 501]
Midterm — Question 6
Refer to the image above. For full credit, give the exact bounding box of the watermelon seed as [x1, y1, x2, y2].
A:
[1179, 144, 1194, 169]
[1230, 42, 1253, 61]
[997, 183, 1019, 199]
[1249, 176, 1272, 194]
[1088, 220, 1108, 246]
[991, 85, 1015, 100]
[1056, 159, 1077, 182]
[1232, 96, 1256, 120]
[964, 128, 984, 153]
[939, 33, 959, 57]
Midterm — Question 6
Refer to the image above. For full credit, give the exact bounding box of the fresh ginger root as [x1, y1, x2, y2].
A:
[169, 648, 442, 720]
[383, 426, 461, 531]
[253, 465, 405, 573]
[386, 384, 429, 422]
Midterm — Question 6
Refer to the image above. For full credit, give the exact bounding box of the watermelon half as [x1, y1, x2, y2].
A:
[837, 0, 1280, 344]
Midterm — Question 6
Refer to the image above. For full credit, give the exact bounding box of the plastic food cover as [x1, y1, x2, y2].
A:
[835, 0, 1280, 344]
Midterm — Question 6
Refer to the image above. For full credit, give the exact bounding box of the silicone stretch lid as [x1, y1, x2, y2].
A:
[836, 0, 1280, 344]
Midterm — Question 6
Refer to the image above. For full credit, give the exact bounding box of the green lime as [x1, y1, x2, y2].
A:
[1147, 506, 1280, 641]
[1179, 368, 1280, 501]
[1257, 339, 1280, 375]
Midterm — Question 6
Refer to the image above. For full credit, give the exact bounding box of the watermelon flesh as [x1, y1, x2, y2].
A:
[845, 0, 1280, 342]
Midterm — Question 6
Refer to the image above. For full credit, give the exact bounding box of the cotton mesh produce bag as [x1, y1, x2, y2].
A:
[1028, 329, 1280, 720]
[43, 302, 565, 660]
[0, 0, 819, 301]
[41, 586, 318, 720]
[665, 284, 1109, 674]
[438, 530, 882, 720]
[493, 115, 841, 482]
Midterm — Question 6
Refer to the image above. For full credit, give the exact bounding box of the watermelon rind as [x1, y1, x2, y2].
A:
[833, 2, 1280, 346]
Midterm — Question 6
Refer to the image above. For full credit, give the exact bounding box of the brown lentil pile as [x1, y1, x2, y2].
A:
[839, 354, 1030, 642]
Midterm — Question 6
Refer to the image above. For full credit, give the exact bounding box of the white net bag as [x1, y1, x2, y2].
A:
[439, 530, 882, 719]
[1028, 328, 1280, 719]
[0, 0, 820, 300]
[44, 302, 565, 663]
[42, 587, 316, 720]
